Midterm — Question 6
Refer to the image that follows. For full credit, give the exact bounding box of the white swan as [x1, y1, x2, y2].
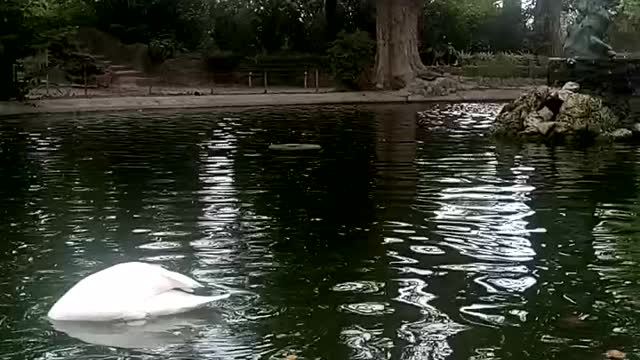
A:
[48, 262, 230, 322]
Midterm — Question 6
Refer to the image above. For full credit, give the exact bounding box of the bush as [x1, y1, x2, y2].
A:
[199, 36, 219, 58]
[327, 30, 374, 89]
[203, 51, 244, 73]
[148, 36, 178, 63]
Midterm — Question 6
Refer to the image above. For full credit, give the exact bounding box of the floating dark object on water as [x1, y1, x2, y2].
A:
[269, 144, 321, 151]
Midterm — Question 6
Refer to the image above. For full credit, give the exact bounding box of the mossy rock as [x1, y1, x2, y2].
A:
[490, 82, 630, 144]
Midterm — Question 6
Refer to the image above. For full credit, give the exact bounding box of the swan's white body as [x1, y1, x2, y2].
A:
[48, 262, 229, 322]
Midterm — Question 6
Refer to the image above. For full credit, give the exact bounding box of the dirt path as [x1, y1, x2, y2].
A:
[0, 89, 525, 116]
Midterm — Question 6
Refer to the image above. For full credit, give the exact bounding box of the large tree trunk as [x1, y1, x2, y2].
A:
[374, 0, 428, 89]
[325, 0, 339, 42]
[0, 60, 16, 101]
[535, 0, 563, 56]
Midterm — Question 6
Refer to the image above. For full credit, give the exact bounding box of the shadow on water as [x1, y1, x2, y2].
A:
[229, 106, 385, 359]
[511, 142, 640, 360]
[1, 103, 640, 359]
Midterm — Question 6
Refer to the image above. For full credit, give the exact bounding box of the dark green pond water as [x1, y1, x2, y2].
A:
[1, 103, 639, 360]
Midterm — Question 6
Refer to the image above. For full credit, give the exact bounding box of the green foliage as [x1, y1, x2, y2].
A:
[1, 0, 29, 57]
[605, 0, 640, 52]
[327, 30, 374, 89]
[26, 0, 95, 27]
[0, 0, 90, 99]
[6, 0, 638, 99]
[148, 36, 178, 63]
[210, 4, 261, 55]
[198, 36, 219, 58]
[457, 51, 474, 66]
[464, 52, 540, 66]
[75, 0, 376, 56]
[620, 0, 640, 24]
[422, 0, 501, 51]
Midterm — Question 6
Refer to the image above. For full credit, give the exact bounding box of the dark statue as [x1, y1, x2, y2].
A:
[564, 0, 616, 59]
[489, 0, 638, 144]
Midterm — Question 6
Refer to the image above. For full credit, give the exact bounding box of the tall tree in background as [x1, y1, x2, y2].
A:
[325, 0, 339, 41]
[534, 0, 563, 56]
[623, 0, 640, 20]
[374, 0, 430, 89]
[421, 0, 500, 52]
[502, 0, 524, 49]
[0, 0, 31, 100]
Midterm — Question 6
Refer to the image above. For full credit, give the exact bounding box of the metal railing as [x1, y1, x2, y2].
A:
[22, 66, 332, 99]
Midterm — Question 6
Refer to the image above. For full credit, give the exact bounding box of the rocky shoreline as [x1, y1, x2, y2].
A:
[489, 82, 637, 143]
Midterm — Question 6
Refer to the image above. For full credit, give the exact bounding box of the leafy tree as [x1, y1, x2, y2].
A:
[0, 0, 28, 99]
[421, 0, 499, 51]
[12, 0, 640, 98]
[621, 0, 640, 23]
[328, 29, 374, 88]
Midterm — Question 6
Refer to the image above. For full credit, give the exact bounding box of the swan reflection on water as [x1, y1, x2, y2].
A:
[49, 312, 216, 349]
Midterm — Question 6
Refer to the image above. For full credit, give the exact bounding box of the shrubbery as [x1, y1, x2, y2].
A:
[148, 36, 178, 63]
[327, 30, 374, 90]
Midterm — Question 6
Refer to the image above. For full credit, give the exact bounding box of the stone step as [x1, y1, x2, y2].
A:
[74, 49, 106, 59]
[109, 64, 133, 71]
[115, 75, 152, 80]
[112, 76, 156, 85]
[113, 69, 143, 76]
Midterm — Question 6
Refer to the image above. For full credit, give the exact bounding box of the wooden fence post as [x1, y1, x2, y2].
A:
[45, 49, 49, 96]
[264, 71, 268, 94]
[83, 65, 88, 97]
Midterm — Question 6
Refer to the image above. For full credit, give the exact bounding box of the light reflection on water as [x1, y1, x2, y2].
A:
[0, 103, 639, 359]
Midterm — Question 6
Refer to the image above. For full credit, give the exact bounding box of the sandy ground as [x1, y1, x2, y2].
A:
[0, 88, 527, 116]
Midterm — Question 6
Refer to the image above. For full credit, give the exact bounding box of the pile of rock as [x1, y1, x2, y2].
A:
[491, 82, 635, 142]
[406, 76, 462, 97]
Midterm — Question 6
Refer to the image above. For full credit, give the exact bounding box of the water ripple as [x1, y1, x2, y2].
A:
[2, 103, 640, 359]
[332, 281, 386, 294]
[339, 302, 395, 316]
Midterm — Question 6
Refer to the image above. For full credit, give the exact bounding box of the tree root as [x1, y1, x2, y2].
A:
[404, 75, 462, 97]
[416, 68, 444, 81]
